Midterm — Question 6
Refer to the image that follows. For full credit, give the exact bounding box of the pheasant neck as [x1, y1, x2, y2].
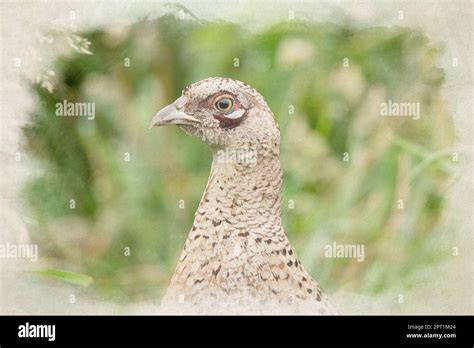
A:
[192, 149, 284, 237]
[164, 148, 289, 300]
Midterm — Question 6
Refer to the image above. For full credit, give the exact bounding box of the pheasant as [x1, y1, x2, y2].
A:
[150, 77, 338, 314]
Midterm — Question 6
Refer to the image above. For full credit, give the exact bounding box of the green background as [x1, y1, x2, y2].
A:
[23, 7, 455, 307]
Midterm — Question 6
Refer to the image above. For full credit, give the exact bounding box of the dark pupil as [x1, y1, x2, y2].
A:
[218, 99, 231, 110]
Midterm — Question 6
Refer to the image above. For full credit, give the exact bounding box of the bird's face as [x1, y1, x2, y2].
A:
[150, 77, 279, 152]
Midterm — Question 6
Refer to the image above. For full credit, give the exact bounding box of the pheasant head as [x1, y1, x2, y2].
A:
[150, 77, 279, 156]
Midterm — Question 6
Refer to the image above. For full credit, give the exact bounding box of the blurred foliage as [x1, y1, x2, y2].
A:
[23, 7, 455, 305]
[31, 269, 94, 287]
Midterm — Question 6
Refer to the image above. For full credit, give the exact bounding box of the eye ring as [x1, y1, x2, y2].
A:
[215, 97, 234, 112]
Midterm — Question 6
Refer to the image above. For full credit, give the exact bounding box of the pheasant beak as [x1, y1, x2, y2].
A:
[149, 96, 200, 128]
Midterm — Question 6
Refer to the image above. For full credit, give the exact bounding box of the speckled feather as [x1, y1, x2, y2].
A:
[157, 77, 338, 314]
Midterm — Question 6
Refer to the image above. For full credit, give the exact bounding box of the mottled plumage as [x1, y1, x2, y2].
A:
[150, 77, 338, 314]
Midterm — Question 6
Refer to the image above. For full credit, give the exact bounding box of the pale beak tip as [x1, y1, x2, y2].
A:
[149, 100, 199, 129]
[149, 112, 164, 129]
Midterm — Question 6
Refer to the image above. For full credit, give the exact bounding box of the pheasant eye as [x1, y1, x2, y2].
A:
[215, 97, 233, 112]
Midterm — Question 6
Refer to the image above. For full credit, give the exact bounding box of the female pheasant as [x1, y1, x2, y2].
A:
[150, 77, 338, 314]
